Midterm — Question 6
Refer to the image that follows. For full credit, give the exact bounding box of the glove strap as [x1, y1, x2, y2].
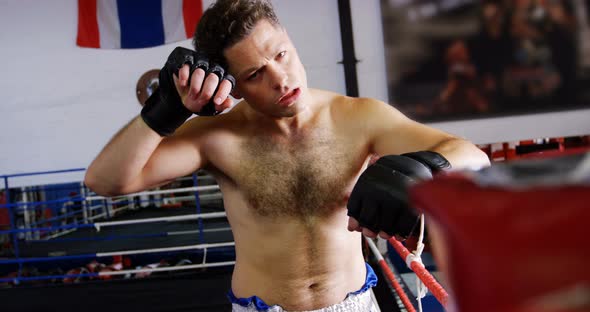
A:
[141, 88, 192, 136]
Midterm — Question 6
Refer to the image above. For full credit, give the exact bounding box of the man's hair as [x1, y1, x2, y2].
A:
[193, 0, 280, 68]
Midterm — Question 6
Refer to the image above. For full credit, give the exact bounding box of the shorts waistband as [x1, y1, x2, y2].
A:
[227, 263, 378, 311]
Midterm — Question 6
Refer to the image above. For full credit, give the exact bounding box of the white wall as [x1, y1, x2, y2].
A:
[0, 0, 588, 186]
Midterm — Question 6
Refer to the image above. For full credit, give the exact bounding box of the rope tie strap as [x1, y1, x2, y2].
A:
[410, 215, 428, 311]
[388, 228, 449, 307]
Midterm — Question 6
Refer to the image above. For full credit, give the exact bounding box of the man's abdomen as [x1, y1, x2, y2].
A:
[229, 214, 366, 311]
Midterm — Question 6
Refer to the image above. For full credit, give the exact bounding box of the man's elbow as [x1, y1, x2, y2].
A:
[437, 138, 491, 170]
[84, 170, 126, 197]
[476, 148, 491, 168]
[463, 141, 491, 170]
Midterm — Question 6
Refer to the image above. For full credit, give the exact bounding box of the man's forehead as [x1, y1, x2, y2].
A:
[224, 22, 289, 75]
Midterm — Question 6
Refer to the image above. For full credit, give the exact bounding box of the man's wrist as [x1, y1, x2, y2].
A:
[141, 88, 193, 136]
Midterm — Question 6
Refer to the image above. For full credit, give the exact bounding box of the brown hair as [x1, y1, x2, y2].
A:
[193, 0, 281, 68]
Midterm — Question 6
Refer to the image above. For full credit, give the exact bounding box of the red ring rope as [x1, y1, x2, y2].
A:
[388, 237, 449, 307]
[376, 258, 417, 312]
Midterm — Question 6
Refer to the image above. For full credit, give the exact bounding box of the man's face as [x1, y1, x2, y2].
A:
[224, 20, 308, 118]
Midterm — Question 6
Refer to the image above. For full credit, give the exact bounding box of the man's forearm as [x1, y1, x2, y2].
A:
[429, 138, 490, 171]
[85, 116, 162, 196]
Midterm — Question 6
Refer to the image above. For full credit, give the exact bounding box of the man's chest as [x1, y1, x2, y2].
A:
[212, 131, 368, 218]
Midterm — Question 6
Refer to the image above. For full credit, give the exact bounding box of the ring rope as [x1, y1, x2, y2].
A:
[0, 185, 220, 210]
[0, 168, 85, 179]
[0, 210, 227, 236]
[97, 261, 236, 277]
[411, 214, 428, 312]
[365, 237, 416, 312]
[0, 223, 95, 235]
[388, 237, 449, 307]
[0, 273, 98, 284]
[94, 211, 226, 231]
[25, 226, 232, 243]
[96, 241, 235, 257]
[0, 242, 235, 265]
[0, 261, 236, 284]
[85, 185, 220, 201]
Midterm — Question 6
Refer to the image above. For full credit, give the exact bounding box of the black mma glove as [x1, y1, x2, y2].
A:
[347, 151, 451, 237]
[141, 47, 236, 136]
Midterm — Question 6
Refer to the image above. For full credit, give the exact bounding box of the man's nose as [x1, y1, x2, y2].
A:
[268, 64, 288, 92]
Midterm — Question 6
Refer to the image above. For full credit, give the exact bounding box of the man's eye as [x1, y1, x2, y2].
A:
[247, 71, 259, 80]
[278, 51, 286, 58]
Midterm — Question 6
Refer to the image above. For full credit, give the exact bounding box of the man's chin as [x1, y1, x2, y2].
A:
[277, 105, 303, 118]
[250, 101, 304, 119]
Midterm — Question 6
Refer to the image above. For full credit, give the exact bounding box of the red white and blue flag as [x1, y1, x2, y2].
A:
[77, 0, 203, 49]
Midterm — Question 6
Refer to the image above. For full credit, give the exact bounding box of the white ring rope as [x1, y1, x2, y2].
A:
[365, 236, 383, 261]
[368, 214, 429, 312]
[97, 261, 236, 277]
[96, 241, 235, 257]
[167, 227, 232, 236]
[93, 211, 227, 231]
[85, 185, 220, 201]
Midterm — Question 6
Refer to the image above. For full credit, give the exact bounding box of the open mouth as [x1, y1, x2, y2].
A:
[277, 88, 301, 107]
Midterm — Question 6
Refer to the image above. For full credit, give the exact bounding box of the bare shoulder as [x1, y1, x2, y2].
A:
[168, 101, 249, 172]
[314, 89, 407, 124]
[175, 101, 248, 139]
[349, 97, 406, 120]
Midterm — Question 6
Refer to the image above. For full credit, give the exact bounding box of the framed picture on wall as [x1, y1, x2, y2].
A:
[380, 0, 590, 122]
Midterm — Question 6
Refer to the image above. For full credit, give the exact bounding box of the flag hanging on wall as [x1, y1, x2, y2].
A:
[77, 0, 203, 49]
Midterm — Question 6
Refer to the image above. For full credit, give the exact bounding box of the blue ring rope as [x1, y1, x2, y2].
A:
[26, 232, 168, 243]
[0, 223, 95, 235]
[0, 245, 235, 265]
[0, 272, 98, 283]
[0, 168, 86, 179]
[0, 253, 97, 265]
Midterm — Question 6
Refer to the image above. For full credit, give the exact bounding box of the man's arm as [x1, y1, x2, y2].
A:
[347, 98, 490, 238]
[85, 47, 234, 196]
[366, 99, 490, 170]
[84, 117, 204, 196]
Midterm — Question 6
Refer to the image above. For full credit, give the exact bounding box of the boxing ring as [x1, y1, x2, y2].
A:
[0, 169, 239, 310]
[1, 152, 589, 311]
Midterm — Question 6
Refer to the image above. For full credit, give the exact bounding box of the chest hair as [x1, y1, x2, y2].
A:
[238, 131, 354, 220]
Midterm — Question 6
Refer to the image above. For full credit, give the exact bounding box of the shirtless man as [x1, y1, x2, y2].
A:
[85, 0, 490, 310]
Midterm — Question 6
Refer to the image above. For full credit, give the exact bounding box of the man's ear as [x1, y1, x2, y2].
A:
[230, 87, 243, 99]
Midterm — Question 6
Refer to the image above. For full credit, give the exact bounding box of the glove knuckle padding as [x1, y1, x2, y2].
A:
[141, 46, 236, 135]
[198, 63, 236, 116]
[208, 63, 225, 78]
[223, 74, 236, 89]
[192, 52, 209, 72]
[167, 47, 195, 73]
